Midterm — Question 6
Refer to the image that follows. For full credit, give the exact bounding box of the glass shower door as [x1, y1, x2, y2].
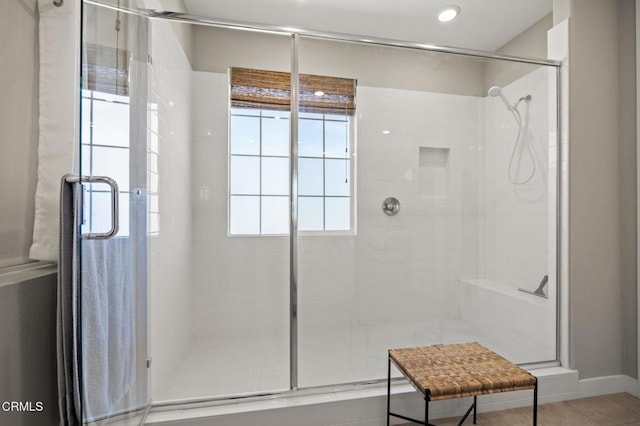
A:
[79, 2, 150, 423]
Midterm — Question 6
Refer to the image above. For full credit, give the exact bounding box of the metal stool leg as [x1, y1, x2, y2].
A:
[425, 396, 429, 425]
[533, 377, 538, 425]
[387, 354, 391, 426]
[473, 395, 477, 424]
[457, 397, 476, 426]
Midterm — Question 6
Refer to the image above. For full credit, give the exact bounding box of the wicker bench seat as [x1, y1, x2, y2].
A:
[387, 342, 538, 425]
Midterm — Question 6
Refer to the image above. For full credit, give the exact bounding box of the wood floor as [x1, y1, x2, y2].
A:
[422, 393, 640, 425]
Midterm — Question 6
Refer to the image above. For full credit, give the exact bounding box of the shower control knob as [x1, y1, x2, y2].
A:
[382, 197, 400, 216]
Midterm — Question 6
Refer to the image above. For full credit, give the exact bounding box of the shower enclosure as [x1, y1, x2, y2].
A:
[78, 1, 560, 422]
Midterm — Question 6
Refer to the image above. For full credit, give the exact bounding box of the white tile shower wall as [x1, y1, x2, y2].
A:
[459, 279, 555, 363]
[189, 71, 290, 397]
[148, 20, 194, 401]
[297, 87, 483, 387]
[471, 66, 557, 362]
[188, 76, 483, 391]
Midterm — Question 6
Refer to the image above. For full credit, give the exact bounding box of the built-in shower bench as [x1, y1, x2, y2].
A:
[387, 342, 538, 425]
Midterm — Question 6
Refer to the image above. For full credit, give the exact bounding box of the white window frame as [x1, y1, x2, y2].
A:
[228, 107, 356, 236]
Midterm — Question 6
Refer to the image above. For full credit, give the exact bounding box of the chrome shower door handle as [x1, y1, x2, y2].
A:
[65, 175, 120, 240]
[86, 176, 120, 239]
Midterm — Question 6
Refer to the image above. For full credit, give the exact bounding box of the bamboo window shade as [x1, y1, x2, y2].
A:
[230, 67, 356, 115]
[82, 42, 130, 96]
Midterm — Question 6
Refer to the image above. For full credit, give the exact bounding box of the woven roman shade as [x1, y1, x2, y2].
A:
[82, 43, 129, 96]
[230, 67, 356, 115]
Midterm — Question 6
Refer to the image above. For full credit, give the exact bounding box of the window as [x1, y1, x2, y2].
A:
[81, 90, 131, 237]
[81, 42, 132, 237]
[229, 108, 290, 235]
[297, 112, 351, 231]
[228, 68, 356, 236]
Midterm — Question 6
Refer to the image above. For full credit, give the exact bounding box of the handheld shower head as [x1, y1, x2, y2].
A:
[487, 86, 501, 97]
[488, 85, 513, 111]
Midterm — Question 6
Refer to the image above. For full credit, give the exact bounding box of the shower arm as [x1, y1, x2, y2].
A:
[513, 94, 532, 110]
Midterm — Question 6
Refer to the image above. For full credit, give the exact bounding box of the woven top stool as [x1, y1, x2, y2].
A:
[386, 342, 538, 426]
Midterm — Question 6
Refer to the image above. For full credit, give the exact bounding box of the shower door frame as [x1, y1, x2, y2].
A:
[84, 0, 563, 407]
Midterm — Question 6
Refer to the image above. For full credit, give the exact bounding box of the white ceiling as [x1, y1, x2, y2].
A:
[182, 0, 553, 52]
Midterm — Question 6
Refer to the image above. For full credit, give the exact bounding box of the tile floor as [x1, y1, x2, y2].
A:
[158, 319, 549, 402]
[429, 393, 640, 425]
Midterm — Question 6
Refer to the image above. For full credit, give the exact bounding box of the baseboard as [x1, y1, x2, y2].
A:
[577, 374, 639, 398]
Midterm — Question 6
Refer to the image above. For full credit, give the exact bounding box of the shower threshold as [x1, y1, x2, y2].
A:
[145, 365, 570, 425]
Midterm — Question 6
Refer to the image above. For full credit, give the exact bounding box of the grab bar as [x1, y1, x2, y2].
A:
[64, 175, 120, 240]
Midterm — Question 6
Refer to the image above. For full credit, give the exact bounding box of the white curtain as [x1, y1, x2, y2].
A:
[29, 0, 80, 261]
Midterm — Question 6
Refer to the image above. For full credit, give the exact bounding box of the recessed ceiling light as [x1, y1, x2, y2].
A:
[314, 91, 325, 97]
[437, 5, 460, 23]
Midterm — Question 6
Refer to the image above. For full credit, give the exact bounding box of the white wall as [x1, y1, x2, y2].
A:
[0, 267, 59, 425]
[483, 13, 553, 94]
[157, 0, 194, 65]
[618, 0, 637, 380]
[565, 0, 628, 380]
[192, 26, 486, 97]
[549, 0, 638, 381]
[147, 19, 194, 400]
[0, 0, 39, 268]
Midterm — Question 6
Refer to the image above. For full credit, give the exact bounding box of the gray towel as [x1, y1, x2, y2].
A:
[57, 177, 136, 424]
[57, 175, 82, 425]
[80, 237, 135, 421]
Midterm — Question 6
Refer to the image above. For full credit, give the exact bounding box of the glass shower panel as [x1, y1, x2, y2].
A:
[297, 36, 558, 387]
[80, 2, 149, 423]
[147, 23, 292, 401]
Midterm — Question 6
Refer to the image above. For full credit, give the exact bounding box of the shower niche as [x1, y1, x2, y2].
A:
[419, 146, 451, 199]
